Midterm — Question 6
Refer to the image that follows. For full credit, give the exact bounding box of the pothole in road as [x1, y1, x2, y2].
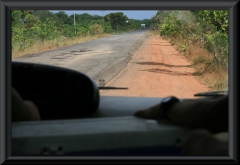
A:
[59, 52, 70, 55]
[71, 49, 93, 53]
[68, 49, 112, 56]
[51, 54, 71, 59]
[53, 50, 93, 56]
[50, 57, 65, 59]
[70, 49, 94, 55]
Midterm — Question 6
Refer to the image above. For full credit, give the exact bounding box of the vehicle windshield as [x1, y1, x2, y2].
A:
[11, 10, 228, 99]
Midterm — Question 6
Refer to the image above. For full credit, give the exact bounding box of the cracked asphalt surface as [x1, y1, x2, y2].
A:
[12, 30, 146, 84]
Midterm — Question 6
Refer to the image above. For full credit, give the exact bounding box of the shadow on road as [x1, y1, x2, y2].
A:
[147, 44, 172, 46]
[132, 61, 192, 68]
[139, 68, 194, 76]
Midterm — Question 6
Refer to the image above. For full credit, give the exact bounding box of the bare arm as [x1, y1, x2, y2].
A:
[135, 95, 228, 133]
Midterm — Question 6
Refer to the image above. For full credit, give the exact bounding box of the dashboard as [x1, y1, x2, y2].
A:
[12, 96, 190, 156]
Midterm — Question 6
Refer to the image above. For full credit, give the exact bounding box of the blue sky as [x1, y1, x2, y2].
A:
[50, 10, 157, 20]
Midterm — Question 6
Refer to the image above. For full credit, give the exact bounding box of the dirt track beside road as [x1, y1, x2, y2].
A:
[100, 35, 210, 99]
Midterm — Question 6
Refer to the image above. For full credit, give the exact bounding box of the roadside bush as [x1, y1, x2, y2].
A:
[193, 56, 206, 65]
[204, 31, 228, 65]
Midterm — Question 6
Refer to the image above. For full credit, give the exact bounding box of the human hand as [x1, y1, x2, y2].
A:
[134, 96, 182, 120]
[134, 104, 164, 119]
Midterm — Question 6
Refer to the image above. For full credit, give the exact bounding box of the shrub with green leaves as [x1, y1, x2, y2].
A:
[152, 10, 228, 66]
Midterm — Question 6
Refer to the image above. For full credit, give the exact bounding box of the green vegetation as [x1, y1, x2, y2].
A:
[12, 10, 151, 57]
[151, 10, 228, 90]
[152, 10, 228, 66]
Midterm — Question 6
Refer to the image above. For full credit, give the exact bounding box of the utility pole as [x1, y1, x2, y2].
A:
[101, 10, 105, 20]
[74, 10, 76, 34]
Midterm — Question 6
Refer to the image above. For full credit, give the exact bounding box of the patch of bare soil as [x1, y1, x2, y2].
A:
[100, 35, 210, 99]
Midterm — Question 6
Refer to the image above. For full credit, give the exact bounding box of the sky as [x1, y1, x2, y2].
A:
[50, 10, 157, 20]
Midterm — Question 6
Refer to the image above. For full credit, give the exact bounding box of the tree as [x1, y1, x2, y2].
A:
[142, 19, 151, 28]
[34, 18, 60, 41]
[103, 12, 128, 30]
[12, 10, 24, 27]
[72, 13, 102, 20]
[33, 10, 58, 22]
[55, 11, 73, 25]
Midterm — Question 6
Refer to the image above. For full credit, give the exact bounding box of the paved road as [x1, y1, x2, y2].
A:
[12, 30, 147, 84]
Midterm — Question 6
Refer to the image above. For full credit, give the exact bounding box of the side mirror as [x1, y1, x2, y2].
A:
[12, 62, 99, 120]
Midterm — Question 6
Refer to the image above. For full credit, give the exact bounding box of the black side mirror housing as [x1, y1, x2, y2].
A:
[12, 62, 99, 120]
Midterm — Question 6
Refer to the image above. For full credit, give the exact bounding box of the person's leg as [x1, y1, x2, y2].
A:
[12, 87, 41, 122]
